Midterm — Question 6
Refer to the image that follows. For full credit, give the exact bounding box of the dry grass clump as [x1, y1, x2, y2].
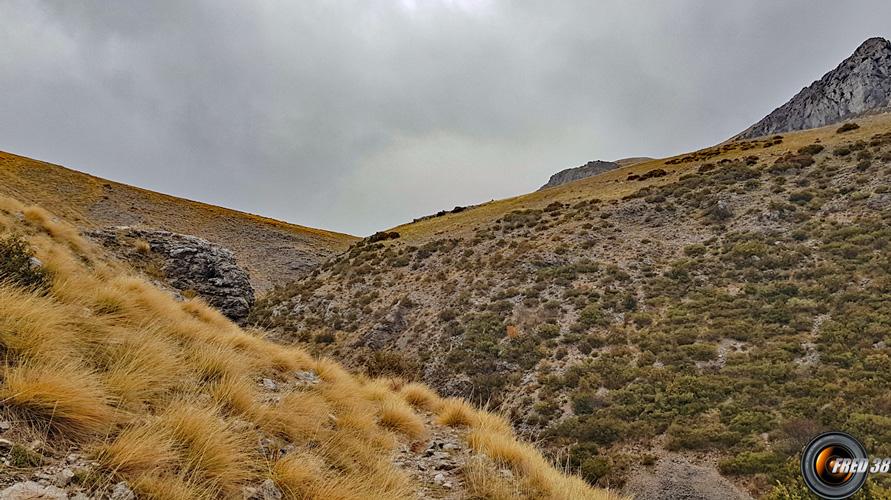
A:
[464, 428, 619, 500]
[377, 399, 427, 440]
[133, 239, 151, 254]
[273, 450, 411, 500]
[434, 395, 621, 500]
[436, 397, 476, 427]
[0, 195, 614, 499]
[0, 362, 115, 440]
[463, 455, 537, 500]
[399, 382, 443, 412]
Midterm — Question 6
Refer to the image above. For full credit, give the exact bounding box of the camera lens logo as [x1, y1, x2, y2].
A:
[801, 432, 868, 499]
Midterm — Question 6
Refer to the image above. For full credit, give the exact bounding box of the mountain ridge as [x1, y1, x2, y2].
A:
[737, 36, 891, 139]
[539, 160, 620, 190]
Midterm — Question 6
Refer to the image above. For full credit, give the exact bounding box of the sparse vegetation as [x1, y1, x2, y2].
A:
[0, 195, 610, 499]
[248, 113, 891, 498]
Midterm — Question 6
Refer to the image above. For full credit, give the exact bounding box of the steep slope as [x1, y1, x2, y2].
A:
[539, 161, 619, 190]
[253, 112, 891, 497]
[0, 195, 616, 499]
[0, 151, 357, 291]
[738, 37, 891, 139]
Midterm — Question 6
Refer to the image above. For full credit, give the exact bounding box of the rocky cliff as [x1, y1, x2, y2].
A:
[738, 37, 891, 139]
[87, 227, 255, 323]
[539, 160, 619, 190]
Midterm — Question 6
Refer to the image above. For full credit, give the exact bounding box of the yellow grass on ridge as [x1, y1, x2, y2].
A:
[389, 112, 891, 244]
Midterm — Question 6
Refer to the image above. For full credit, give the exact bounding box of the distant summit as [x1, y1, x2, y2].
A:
[539, 160, 619, 190]
[738, 37, 891, 139]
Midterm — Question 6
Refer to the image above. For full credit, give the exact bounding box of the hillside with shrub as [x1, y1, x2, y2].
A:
[252, 113, 891, 497]
[0, 151, 357, 291]
[0, 195, 614, 499]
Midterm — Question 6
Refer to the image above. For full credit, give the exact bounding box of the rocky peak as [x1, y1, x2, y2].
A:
[539, 160, 619, 190]
[737, 37, 891, 139]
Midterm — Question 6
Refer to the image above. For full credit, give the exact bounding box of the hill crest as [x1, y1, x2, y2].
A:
[0, 150, 357, 290]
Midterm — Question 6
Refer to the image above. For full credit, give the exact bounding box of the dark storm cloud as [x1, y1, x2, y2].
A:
[1, 1, 889, 235]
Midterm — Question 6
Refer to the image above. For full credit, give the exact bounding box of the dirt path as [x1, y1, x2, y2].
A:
[622, 452, 753, 500]
[393, 415, 470, 499]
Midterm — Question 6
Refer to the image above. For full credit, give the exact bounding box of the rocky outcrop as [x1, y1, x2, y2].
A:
[539, 160, 619, 190]
[738, 37, 891, 139]
[86, 227, 254, 323]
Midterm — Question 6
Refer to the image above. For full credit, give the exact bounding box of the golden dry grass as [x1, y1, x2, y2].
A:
[399, 382, 443, 412]
[464, 456, 536, 500]
[436, 397, 476, 427]
[0, 195, 615, 499]
[377, 399, 428, 441]
[0, 361, 115, 440]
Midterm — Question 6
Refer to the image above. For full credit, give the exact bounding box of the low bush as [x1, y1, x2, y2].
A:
[367, 231, 400, 243]
[797, 144, 824, 155]
[836, 122, 860, 133]
[719, 451, 782, 475]
[0, 235, 49, 289]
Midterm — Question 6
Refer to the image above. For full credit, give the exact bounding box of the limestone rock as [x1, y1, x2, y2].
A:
[242, 479, 283, 500]
[738, 37, 891, 139]
[539, 160, 619, 190]
[109, 482, 134, 500]
[86, 227, 254, 323]
[0, 481, 68, 500]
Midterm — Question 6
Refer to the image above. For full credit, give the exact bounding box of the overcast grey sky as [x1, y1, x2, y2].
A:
[1, 1, 889, 235]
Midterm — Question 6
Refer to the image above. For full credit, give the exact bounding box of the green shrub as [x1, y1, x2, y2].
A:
[0, 235, 49, 289]
[9, 444, 44, 467]
[579, 456, 611, 485]
[577, 303, 609, 329]
[536, 323, 561, 339]
[360, 350, 421, 379]
[719, 451, 781, 475]
[797, 144, 824, 155]
[572, 390, 601, 415]
[788, 190, 814, 205]
[683, 244, 707, 257]
[666, 420, 740, 450]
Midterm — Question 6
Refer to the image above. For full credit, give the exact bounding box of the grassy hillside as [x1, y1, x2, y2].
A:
[386, 113, 891, 244]
[0, 195, 615, 499]
[252, 114, 891, 498]
[0, 151, 357, 290]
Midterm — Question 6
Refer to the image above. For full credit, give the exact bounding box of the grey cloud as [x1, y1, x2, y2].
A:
[1, 0, 889, 234]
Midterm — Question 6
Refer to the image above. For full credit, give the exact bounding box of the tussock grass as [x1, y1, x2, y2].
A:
[0, 194, 615, 499]
[464, 455, 536, 500]
[465, 428, 621, 500]
[436, 397, 476, 427]
[377, 399, 427, 440]
[0, 362, 115, 440]
[398, 382, 443, 412]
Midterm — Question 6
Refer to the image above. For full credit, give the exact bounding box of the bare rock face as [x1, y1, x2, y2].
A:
[539, 160, 619, 190]
[0, 482, 69, 500]
[86, 227, 255, 323]
[738, 37, 891, 139]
